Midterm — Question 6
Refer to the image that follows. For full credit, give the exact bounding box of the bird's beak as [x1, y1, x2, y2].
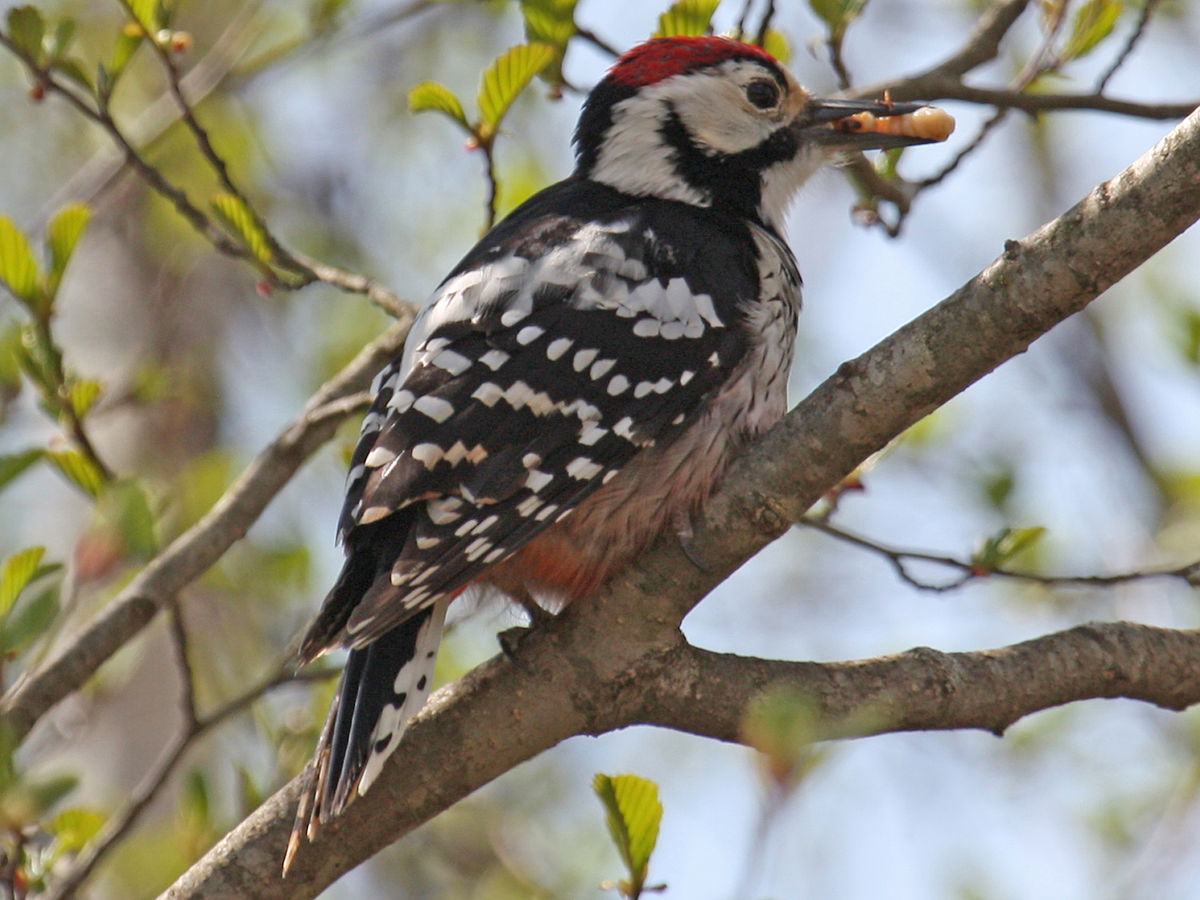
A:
[795, 98, 956, 150]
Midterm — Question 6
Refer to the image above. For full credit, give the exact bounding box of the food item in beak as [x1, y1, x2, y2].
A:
[833, 106, 956, 142]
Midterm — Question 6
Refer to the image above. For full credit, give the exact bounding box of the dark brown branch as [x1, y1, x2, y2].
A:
[1096, 0, 1160, 94]
[906, 83, 1196, 119]
[0, 325, 409, 743]
[916, 0, 1030, 82]
[162, 100, 1200, 900]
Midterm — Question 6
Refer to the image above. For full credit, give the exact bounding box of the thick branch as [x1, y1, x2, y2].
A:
[0, 320, 412, 741]
[163, 102, 1200, 900]
[641, 623, 1200, 743]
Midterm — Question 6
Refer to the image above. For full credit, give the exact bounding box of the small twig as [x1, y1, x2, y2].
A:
[480, 140, 499, 232]
[26, 313, 116, 483]
[753, 0, 777, 48]
[916, 106, 1010, 189]
[828, 35, 853, 91]
[2, 18, 409, 317]
[116, 0, 307, 277]
[167, 605, 199, 729]
[802, 518, 1200, 593]
[573, 25, 621, 59]
[1096, 0, 1160, 94]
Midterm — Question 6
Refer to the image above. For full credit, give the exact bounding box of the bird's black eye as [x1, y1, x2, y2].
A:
[746, 79, 780, 110]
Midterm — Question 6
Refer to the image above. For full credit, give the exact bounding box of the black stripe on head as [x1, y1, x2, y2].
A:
[657, 105, 800, 222]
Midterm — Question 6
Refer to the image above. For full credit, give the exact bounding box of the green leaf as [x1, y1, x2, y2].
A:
[67, 377, 103, 418]
[0, 546, 45, 622]
[1177, 306, 1200, 365]
[49, 18, 76, 57]
[521, 0, 578, 46]
[973, 526, 1048, 573]
[51, 808, 105, 856]
[46, 203, 92, 293]
[408, 82, 469, 129]
[741, 686, 829, 787]
[183, 769, 210, 825]
[0, 319, 23, 392]
[126, 0, 161, 32]
[110, 28, 144, 80]
[809, 0, 867, 36]
[654, 0, 720, 38]
[593, 773, 662, 895]
[477, 43, 555, 132]
[0, 449, 44, 494]
[100, 478, 158, 559]
[211, 193, 272, 263]
[1062, 0, 1122, 62]
[0, 216, 42, 307]
[47, 448, 105, 496]
[52, 56, 92, 91]
[0, 583, 60, 655]
[6, 6, 45, 60]
[761, 28, 791, 64]
[29, 773, 78, 812]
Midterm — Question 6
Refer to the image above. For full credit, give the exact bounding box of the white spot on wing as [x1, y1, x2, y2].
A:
[590, 358, 615, 379]
[431, 348, 472, 375]
[414, 395, 454, 423]
[573, 348, 599, 372]
[526, 469, 554, 492]
[365, 446, 397, 468]
[389, 389, 415, 413]
[633, 318, 660, 338]
[546, 337, 573, 360]
[566, 457, 603, 480]
[479, 349, 510, 371]
[517, 325, 545, 345]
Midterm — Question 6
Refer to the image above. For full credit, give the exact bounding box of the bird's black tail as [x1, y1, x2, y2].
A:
[285, 600, 447, 874]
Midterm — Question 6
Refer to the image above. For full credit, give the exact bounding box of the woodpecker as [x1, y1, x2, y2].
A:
[286, 35, 950, 867]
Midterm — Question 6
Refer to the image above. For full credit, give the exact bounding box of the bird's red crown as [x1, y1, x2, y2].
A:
[607, 36, 778, 88]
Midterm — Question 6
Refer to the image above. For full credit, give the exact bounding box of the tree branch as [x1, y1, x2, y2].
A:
[161, 98, 1200, 900]
[634, 623, 1200, 744]
[0, 320, 413, 742]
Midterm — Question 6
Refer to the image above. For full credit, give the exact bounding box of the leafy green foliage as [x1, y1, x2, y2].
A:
[761, 28, 791, 63]
[46, 203, 92, 295]
[128, 0, 163, 33]
[0, 547, 46, 622]
[47, 448, 105, 496]
[521, 0, 577, 45]
[0, 449, 43, 493]
[1062, 0, 1122, 62]
[654, 0, 720, 37]
[51, 807, 106, 856]
[0, 215, 42, 308]
[809, 0, 867, 37]
[409, 81, 469, 128]
[972, 526, 1048, 574]
[212, 193, 272, 263]
[1179, 306, 1200, 365]
[98, 479, 159, 560]
[593, 773, 663, 899]
[477, 43, 556, 135]
[5, 5, 45, 60]
[741, 686, 828, 787]
[1, 588, 59, 656]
